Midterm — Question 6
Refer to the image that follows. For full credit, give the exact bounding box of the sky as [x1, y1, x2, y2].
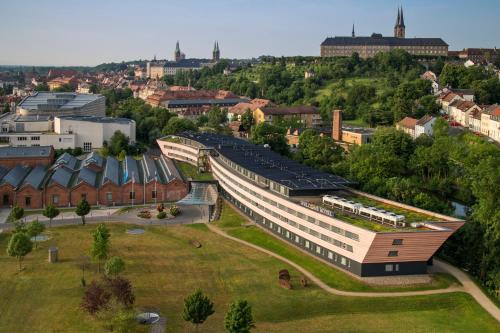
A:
[1, 0, 499, 66]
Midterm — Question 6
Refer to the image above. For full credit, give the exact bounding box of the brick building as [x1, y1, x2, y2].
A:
[0, 146, 55, 169]
[0, 149, 188, 209]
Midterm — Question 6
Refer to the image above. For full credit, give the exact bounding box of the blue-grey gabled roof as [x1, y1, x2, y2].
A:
[142, 155, 159, 183]
[56, 152, 79, 170]
[103, 156, 120, 185]
[22, 165, 47, 189]
[50, 167, 73, 188]
[3, 165, 31, 188]
[123, 156, 140, 184]
[77, 167, 97, 187]
[0, 166, 9, 180]
[158, 155, 182, 183]
[84, 152, 104, 168]
[0, 146, 53, 158]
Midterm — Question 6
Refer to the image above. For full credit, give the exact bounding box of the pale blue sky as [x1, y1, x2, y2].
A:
[1, 0, 499, 66]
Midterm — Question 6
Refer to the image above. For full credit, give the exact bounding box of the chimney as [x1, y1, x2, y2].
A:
[332, 110, 342, 141]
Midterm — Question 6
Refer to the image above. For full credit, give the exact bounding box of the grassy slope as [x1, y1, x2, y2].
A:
[0, 223, 498, 332]
[216, 203, 458, 292]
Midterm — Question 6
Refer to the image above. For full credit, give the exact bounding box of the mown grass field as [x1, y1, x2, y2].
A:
[216, 203, 457, 292]
[0, 207, 498, 332]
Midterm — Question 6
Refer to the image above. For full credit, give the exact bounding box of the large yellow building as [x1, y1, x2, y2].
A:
[321, 7, 448, 59]
[253, 106, 322, 128]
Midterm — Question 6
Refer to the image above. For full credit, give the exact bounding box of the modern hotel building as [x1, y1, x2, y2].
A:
[158, 133, 463, 277]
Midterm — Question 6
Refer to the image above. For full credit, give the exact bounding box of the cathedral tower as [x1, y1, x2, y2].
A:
[212, 41, 220, 62]
[394, 7, 406, 38]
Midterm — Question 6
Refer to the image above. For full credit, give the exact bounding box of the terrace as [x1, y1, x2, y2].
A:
[294, 190, 451, 233]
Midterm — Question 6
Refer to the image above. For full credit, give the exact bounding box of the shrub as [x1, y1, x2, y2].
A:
[157, 211, 167, 219]
[137, 210, 151, 219]
[170, 205, 180, 217]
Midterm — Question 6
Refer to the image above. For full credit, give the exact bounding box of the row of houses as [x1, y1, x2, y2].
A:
[0, 147, 187, 209]
[396, 115, 436, 139]
[438, 90, 500, 143]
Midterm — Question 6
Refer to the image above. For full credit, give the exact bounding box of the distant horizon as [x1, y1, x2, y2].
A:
[1, 0, 499, 66]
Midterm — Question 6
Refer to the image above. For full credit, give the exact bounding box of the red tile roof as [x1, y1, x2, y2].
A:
[397, 117, 417, 130]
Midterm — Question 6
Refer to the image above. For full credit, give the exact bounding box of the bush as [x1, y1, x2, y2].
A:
[137, 210, 151, 219]
[170, 205, 180, 217]
[157, 211, 167, 219]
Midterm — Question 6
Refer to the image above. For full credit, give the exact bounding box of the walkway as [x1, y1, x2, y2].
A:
[149, 316, 166, 333]
[206, 224, 500, 322]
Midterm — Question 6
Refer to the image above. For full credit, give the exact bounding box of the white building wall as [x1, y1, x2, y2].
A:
[0, 133, 75, 149]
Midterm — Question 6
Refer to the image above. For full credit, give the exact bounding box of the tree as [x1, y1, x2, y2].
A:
[27, 219, 45, 249]
[10, 205, 24, 222]
[35, 83, 49, 91]
[109, 130, 130, 156]
[250, 123, 289, 156]
[81, 281, 111, 315]
[104, 257, 125, 276]
[91, 224, 111, 272]
[241, 109, 254, 133]
[182, 290, 215, 330]
[163, 117, 197, 135]
[42, 204, 60, 228]
[76, 198, 91, 225]
[432, 117, 449, 138]
[104, 276, 135, 308]
[6, 232, 33, 271]
[224, 300, 255, 333]
[207, 106, 228, 129]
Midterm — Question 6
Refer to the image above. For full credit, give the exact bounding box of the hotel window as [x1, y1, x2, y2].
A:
[341, 257, 347, 266]
[129, 191, 136, 200]
[81, 193, 87, 201]
[385, 264, 394, 272]
[392, 239, 403, 245]
[52, 195, 59, 204]
[31, 136, 40, 141]
[388, 251, 399, 257]
[25, 196, 31, 207]
[152, 190, 157, 199]
[106, 192, 112, 201]
[295, 235, 300, 243]
[305, 240, 310, 248]
[328, 251, 333, 260]
[17, 136, 27, 141]
[83, 142, 92, 152]
[316, 246, 322, 254]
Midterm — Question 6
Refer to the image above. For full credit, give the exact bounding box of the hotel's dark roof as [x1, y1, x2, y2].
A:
[172, 132, 350, 192]
[102, 156, 120, 185]
[321, 36, 448, 47]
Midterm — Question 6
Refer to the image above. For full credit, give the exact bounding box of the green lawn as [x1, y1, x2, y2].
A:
[176, 161, 214, 181]
[0, 223, 498, 333]
[215, 203, 458, 292]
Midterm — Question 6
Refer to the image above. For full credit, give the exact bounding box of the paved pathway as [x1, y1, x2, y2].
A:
[207, 224, 500, 322]
[149, 316, 166, 333]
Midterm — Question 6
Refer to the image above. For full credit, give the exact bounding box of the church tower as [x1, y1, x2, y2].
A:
[212, 41, 220, 62]
[352, 24, 355, 38]
[394, 7, 406, 38]
[174, 41, 182, 62]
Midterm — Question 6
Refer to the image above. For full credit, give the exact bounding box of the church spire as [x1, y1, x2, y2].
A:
[400, 6, 405, 27]
[395, 7, 400, 28]
[213, 40, 220, 62]
[352, 24, 355, 38]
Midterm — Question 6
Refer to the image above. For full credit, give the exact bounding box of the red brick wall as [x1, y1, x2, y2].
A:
[165, 180, 188, 201]
[0, 183, 15, 207]
[99, 183, 123, 206]
[70, 183, 98, 206]
[15, 186, 44, 209]
[0, 149, 54, 169]
[121, 182, 144, 205]
[45, 184, 71, 207]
